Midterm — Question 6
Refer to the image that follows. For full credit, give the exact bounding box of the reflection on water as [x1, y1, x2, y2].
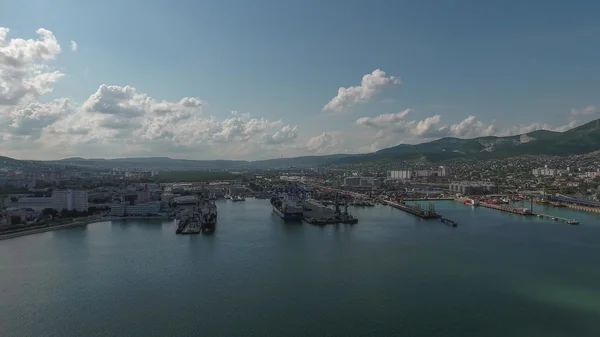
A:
[0, 199, 600, 337]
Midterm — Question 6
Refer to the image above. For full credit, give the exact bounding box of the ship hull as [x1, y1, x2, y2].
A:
[273, 206, 303, 221]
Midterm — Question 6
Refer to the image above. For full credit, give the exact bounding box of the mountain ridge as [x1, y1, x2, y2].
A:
[3, 119, 600, 169]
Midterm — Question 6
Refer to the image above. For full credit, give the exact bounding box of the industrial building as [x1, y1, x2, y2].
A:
[343, 176, 377, 187]
[449, 181, 498, 196]
[109, 201, 161, 216]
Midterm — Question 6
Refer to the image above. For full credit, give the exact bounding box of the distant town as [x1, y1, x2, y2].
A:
[1, 153, 600, 236]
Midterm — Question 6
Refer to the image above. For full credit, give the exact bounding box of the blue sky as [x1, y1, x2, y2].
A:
[1, 0, 600, 159]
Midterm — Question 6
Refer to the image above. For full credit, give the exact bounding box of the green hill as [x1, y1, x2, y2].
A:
[2, 119, 599, 169]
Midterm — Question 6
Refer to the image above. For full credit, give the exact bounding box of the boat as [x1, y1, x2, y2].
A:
[271, 196, 303, 222]
[336, 205, 358, 224]
[463, 198, 479, 206]
[334, 194, 358, 224]
[552, 202, 566, 208]
[567, 219, 579, 225]
[224, 194, 231, 200]
[231, 195, 245, 202]
[181, 213, 202, 234]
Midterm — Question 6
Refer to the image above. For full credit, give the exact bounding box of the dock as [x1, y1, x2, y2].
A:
[383, 200, 441, 219]
[440, 218, 458, 227]
[533, 213, 579, 225]
[479, 202, 532, 216]
[478, 201, 579, 225]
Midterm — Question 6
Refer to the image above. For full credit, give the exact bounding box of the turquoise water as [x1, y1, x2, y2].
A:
[1, 200, 600, 337]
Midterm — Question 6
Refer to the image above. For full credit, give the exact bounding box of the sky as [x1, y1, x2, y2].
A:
[1, 0, 600, 160]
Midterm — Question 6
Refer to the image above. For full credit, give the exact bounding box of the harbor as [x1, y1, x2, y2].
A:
[3, 194, 600, 337]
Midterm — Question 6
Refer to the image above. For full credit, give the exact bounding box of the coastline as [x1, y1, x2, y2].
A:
[0, 215, 170, 241]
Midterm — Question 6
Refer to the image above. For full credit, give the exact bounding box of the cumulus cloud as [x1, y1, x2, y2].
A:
[323, 69, 400, 113]
[306, 132, 334, 153]
[0, 27, 63, 105]
[0, 27, 301, 160]
[570, 106, 597, 117]
[263, 125, 299, 145]
[2, 99, 73, 139]
[1, 27, 597, 161]
[356, 110, 580, 146]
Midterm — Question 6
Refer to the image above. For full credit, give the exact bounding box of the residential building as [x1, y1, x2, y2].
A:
[17, 190, 88, 212]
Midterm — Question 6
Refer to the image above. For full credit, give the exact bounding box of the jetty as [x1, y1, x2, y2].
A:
[479, 202, 532, 215]
[534, 213, 579, 225]
[383, 200, 441, 219]
[440, 218, 458, 227]
[477, 200, 579, 225]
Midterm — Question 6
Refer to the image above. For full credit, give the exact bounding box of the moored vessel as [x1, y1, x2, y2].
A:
[271, 195, 303, 221]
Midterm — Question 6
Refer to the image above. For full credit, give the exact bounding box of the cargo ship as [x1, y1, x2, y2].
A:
[271, 196, 303, 221]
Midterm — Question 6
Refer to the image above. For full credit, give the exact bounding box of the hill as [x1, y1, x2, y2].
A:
[2, 119, 599, 169]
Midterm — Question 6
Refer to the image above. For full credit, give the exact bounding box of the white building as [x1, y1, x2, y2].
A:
[532, 165, 568, 177]
[388, 170, 412, 180]
[18, 190, 88, 212]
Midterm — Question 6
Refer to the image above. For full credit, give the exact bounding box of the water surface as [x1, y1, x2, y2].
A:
[1, 200, 600, 336]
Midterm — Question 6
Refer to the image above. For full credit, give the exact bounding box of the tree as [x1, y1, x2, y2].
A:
[42, 208, 58, 218]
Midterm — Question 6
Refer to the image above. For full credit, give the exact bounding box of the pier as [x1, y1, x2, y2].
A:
[533, 213, 579, 225]
[479, 202, 532, 216]
[383, 200, 441, 219]
[477, 201, 580, 225]
[440, 218, 458, 227]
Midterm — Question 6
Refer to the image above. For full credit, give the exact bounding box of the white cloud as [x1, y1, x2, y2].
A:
[70, 40, 77, 52]
[2, 99, 73, 139]
[356, 110, 580, 149]
[323, 69, 400, 113]
[0, 27, 63, 105]
[263, 125, 299, 145]
[306, 132, 335, 153]
[0, 27, 596, 161]
[570, 106, 597, 117]
[0, 27, 302, 160]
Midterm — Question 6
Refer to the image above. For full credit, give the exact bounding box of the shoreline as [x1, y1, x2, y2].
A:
[0, 216, 170, 241]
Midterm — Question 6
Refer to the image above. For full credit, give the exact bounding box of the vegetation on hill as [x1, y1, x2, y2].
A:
[154, 171, 240, 183]
[2, 118, 600, 169]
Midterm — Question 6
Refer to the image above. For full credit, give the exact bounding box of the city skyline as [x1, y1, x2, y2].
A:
[2, 0, 600, 160]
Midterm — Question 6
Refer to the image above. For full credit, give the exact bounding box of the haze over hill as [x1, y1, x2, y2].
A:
[4, 118, 599, 170]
